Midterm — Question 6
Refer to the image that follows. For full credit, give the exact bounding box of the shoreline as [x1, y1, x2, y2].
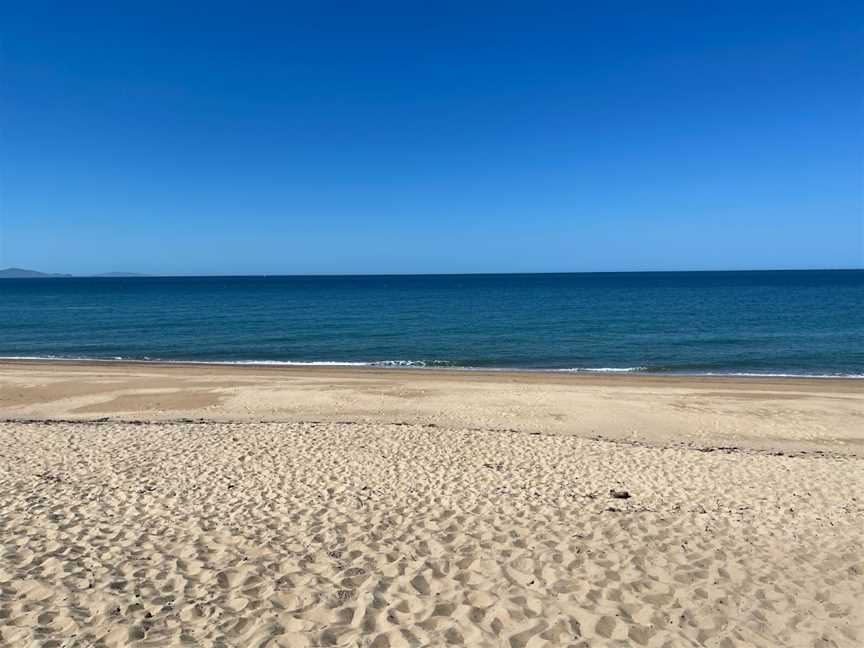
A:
[2, 358, 861, 455]
[2, 356, 862, 387]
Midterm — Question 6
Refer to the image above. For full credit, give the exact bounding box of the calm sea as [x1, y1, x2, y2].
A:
[1, 270, 861, 376]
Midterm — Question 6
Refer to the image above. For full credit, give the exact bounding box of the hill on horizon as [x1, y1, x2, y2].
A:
[0, 267, 73, 278]
[0, 267, 146, 278]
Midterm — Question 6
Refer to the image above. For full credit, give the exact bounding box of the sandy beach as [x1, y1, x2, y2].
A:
[1, 360, 862, 647]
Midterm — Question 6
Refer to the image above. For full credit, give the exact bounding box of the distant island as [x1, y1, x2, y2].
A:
[0, 267, 147, 278]
[0, 267, 73, 278]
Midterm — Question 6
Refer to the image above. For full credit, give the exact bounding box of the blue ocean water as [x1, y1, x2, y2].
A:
[1, 271, 862, 376]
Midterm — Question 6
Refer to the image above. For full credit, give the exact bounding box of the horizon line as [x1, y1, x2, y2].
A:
[2, 267, 863, 279]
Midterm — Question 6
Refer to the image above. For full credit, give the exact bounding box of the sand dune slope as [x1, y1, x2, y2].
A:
[1, 420, 862, 647]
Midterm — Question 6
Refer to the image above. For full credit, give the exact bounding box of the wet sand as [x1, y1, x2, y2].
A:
[0, 360, 862, 646]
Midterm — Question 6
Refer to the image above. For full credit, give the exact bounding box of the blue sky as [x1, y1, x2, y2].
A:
[3, 1, 862, 275]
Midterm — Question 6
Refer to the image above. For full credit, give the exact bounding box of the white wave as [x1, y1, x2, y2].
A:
[190, 359, 449, 368]
[0, 356, 861, 378]
[0, 356, 440, 368]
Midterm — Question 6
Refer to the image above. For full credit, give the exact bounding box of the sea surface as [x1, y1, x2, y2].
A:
[1, 270, 862, 376]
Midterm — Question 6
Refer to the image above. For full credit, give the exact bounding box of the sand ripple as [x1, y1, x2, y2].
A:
[1, 420, 862, 647]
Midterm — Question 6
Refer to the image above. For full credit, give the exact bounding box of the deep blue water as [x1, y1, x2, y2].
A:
[1, 271, 862, 376]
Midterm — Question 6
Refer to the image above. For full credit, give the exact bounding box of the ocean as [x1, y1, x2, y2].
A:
[1, 270, 861, 377]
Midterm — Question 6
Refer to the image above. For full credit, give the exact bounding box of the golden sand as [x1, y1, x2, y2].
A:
[0, 360, 862, 647]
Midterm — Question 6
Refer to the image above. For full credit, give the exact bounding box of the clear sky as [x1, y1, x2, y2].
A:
[2, 1, 862, 275]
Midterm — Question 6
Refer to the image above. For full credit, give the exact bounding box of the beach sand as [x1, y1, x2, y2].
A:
[0, 360, 862, 647]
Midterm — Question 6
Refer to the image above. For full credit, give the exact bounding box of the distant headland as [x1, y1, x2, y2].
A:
[0, 268, 147, 278]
